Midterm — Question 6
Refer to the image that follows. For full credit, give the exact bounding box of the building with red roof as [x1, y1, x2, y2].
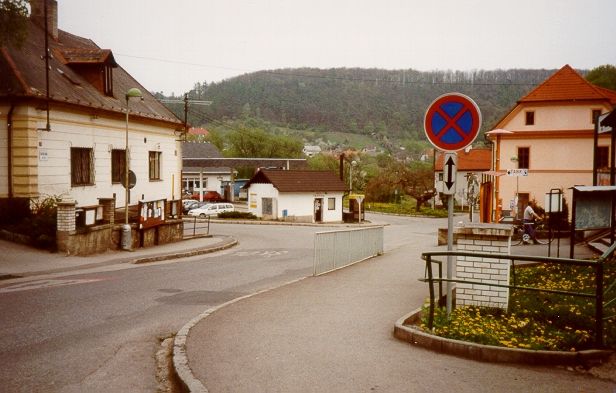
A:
[485, 65, 616, 221]
[434, 148, 490, 208]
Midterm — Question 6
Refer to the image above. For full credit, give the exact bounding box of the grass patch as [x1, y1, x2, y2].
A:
[365, 200, 448, 218]
[420, 259, 616, 351]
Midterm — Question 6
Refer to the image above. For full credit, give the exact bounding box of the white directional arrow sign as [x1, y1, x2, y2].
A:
[442, 152, 457, 195]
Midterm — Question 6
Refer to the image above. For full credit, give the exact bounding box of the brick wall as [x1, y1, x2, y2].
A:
[454, 224, 513, 309]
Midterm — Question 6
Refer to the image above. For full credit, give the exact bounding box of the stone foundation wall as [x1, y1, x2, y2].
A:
[56, 199, 183, 255]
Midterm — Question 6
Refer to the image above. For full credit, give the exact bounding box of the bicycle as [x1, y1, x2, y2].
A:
[510, 218, 554, 246]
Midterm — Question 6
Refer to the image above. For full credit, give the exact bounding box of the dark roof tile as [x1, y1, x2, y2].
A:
[0, 19, 181, 125]
[245, 169, 348, 192]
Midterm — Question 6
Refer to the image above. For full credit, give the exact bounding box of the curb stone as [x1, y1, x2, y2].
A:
[394, 308, 614, 366]
[172, 276, 308, 393]
[132, 238, 238, 264]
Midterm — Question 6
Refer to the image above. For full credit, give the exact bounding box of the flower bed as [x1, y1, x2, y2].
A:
[419, 259, 615, 351]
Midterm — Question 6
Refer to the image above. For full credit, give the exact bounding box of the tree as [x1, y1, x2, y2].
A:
[586, 65, 616, 91]
[202, 129, 225, 152]
[0, 0, 29, 48]
[227, 128, 303, 158]
[399, 161, 436, 211]
[364, 158, 435, 209]
[307, 153, 339, 174]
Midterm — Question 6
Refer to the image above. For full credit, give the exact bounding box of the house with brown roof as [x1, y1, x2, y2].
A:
[486, 64, 616, 221]
[243, 169, 348, 222]
[0, 0, 185, 253]
[434, 147, 490, 207]
[0, 0, 183, 208]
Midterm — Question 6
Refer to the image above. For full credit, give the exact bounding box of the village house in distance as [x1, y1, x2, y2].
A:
[243, 169, 348, 223]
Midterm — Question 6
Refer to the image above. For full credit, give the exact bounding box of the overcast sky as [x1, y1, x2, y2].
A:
[57, 0, 616, 96]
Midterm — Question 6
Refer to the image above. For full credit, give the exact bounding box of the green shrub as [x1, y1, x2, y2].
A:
[0, 197, 31, 225]
[218, 211, 257, 220]
[0, 196, 57, 250]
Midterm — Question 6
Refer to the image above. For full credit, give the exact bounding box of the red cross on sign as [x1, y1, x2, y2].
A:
[424, 93, 482, 152]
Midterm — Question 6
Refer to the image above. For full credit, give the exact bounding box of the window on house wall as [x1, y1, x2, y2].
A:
[438, 173, 443, 181]
[517, 147, 530, 169]
[71, 147, 94, 186]
[525, 111, 535, 126]
[149, 151, 162, 180]
[592, 109, 602, 125]
[597, 146, 609, 169]
[103, 65, 113, 96]
[328, 197, 336, 210]
[111, 149, 125, 183]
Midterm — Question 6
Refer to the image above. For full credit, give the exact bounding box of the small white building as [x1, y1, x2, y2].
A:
[302, 145, 322, 157]
[244, 169, 348, 223]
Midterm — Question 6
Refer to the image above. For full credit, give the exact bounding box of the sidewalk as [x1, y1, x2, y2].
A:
[180, 237, 611, 393]
[0, 235, 236, 279]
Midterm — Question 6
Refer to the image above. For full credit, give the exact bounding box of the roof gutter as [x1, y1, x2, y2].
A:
[7, 103, 15, 198]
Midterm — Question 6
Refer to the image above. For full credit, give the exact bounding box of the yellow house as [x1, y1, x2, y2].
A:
[486, 65, 616, 221]
[0, 0, 183, 209]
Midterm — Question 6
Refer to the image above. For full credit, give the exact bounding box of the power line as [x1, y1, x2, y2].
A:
[116, 53, 547, 87]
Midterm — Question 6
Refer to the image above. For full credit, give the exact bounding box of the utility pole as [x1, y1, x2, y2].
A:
[159, 96, 212, 140]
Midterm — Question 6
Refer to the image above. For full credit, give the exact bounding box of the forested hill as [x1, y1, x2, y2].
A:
[173, 67, 565, 140]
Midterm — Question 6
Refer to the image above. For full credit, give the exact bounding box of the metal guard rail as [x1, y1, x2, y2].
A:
[420, 242, 616, 348]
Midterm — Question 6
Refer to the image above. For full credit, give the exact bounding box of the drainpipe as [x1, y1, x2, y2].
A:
[7, 103, 15, 198]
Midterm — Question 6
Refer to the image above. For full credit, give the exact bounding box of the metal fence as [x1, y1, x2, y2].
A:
[183, 215, 210, 238]
[421, 242, 616, 348]
[313, 226, 384, 276]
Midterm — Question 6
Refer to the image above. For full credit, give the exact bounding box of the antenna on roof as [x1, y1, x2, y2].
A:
[160, 95, 212, 141]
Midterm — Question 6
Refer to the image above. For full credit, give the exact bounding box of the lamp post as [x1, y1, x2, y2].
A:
[511, 156, 519, 218]
[349, 160, 357, 192]
[122, 87, 143, 250]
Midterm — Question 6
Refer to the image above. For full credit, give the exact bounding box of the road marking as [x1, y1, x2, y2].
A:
[233, 250, 289, 258]
[0, 278, 104, 294]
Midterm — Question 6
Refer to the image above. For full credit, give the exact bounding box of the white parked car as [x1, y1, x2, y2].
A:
[187, 203, 235, 218]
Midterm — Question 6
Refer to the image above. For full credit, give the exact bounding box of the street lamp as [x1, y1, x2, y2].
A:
[511, 156, 519, 218]
[349, 160, 357, 192]
[122, 87, 143, 251]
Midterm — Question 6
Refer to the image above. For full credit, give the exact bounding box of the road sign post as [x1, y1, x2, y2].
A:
[424, 93, 482, 316]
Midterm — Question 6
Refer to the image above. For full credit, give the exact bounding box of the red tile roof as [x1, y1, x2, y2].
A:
[519, 64, 616, 104]
[244, 169, 348, 192]
[434, 148, 491, 171]
[0, 19, 181, 125]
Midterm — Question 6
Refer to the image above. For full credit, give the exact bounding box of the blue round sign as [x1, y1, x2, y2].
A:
[424, 93, 482, 152]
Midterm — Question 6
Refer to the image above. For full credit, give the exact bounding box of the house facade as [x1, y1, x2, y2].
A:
[434, 147, 490, 208]
[181, 142, 233, 199]
[0, 0, 183, 209]
[244, 169, 347, 223]
[486, 65, 616, 221]
[0, 0, 185, 254]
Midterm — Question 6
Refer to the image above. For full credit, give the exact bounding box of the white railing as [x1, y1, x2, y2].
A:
[313, 226, 384, 276]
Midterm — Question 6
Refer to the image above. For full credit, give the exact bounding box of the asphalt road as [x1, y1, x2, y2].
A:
[0, 223, 324, 392]
[0, 213, 601, 392]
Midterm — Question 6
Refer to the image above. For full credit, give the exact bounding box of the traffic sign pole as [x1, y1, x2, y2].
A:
[424, 93, 482, 317]
[446, 187, 454, 315]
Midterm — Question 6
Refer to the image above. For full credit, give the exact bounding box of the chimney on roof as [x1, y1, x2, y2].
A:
[30, 0, 58, 40]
